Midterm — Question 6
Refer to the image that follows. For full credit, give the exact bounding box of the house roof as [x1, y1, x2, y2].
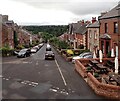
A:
[87, 21, 100, 28]
[75, 24, 87, 34]
[69, 23, 87, 35]
[99, 5, 120, 19]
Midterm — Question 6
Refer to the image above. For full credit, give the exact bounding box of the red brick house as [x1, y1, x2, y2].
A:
[68, 21, 89, 49]
[1, 17, 15, 49]
[98, 5, 120, 60]
[59, 32, 69, 42]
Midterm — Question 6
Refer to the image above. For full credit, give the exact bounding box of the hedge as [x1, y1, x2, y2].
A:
[0, 48, 14, 57]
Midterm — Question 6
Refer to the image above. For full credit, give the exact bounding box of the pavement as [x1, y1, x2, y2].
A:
[1, 44, 113, 100]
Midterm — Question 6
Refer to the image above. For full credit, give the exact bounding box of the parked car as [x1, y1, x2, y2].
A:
[33, 46, 39, 51]
[46, 44, 52, 51]
[46, 47, 52, 51]
[31, 48, 37, 53]
[17, 49, 31, 58]
[38, 43, 44, 48]
[13, 51, 19, 55]
[72, 52, 93, 63]
[45, 51, 55, 60]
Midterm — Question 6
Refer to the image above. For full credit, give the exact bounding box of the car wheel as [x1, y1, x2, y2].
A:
[24, 54, 26, 58]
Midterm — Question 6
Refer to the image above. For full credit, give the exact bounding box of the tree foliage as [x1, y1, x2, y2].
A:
[22, 25, 68, 37]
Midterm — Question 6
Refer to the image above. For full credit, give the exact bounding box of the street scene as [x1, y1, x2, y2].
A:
[2, 44, 107, 99]
[0, 0, 120, 100]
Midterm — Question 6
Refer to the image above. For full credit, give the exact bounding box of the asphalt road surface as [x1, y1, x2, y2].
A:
[2, 44, 112, 100]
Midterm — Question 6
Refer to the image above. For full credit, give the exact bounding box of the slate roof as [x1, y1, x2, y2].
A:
[69, 23, 87, 35]
[87, 21, 100, 28]
[99, 5, 120, 19]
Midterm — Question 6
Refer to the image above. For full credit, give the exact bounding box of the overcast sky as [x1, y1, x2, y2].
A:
[0, 0, 119, 25]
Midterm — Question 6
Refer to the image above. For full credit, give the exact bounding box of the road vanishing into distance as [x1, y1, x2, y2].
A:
[2, 44, 112, 100]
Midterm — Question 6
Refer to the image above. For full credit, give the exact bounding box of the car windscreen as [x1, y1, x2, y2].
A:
[19, 49, 27, 53]
[46, 51, 53, 54]
[46, 48, 51, 51]
[83, 55, 92, 58]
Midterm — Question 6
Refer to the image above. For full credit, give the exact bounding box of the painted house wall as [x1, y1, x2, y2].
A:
[87, 27, 99, 53]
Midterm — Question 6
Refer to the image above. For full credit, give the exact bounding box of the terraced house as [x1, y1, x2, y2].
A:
[98, 4, 120, 60]
[0, 15, 15, 48]
[87, 17, 100, 56]
[68, 20, 89, 49]
[0, 14, 40, 49]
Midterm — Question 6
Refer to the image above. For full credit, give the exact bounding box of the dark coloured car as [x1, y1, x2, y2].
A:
[17, 49, 31, 58]
[46, 47, 52, 51]
[45, 51, 55, 60]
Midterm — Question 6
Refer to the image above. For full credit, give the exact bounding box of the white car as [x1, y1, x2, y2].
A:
[31, 48, 37, 53]
[72, 52, 93, 63]
[33, 46, 39, 51]
[38, 43, 44, 48]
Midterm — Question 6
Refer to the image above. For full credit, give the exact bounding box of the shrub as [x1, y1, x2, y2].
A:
[0, 47, 14, 57]
[66, 49, 74, 56]
[93, 72, 99, 78]
[16, 44, 24, 50]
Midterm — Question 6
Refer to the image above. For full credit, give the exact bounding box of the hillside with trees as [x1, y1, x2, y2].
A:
[22, 25, 68, 37]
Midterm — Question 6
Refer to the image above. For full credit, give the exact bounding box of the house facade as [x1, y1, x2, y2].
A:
[1, 15, 15, 49]
[98, 5, 120, 59]
[87, 18, 100, 56]
[0, 14, 40, 49]
[0, 15, 2, 48]
[68, 21, 89, 49]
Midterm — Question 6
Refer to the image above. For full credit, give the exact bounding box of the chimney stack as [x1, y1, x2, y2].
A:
[101, 12, 107, 16]
[2, 15, 8, 22]
[92, 17, 96, 23]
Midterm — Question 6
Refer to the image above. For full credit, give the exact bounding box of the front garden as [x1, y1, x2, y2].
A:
[75, 58, 120, 99]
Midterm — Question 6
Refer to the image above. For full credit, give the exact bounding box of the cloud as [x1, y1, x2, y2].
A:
[10, 0, 119, 16]
[2, 0, 119, 25]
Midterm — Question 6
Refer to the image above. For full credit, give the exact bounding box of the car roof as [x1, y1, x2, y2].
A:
[46, 51, 54, 53]
[83, 54, 93, 58]
[80, 52, 92, 55]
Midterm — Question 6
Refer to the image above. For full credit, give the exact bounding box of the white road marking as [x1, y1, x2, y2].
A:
[55, 59, 67, 86]
[49, 88, 57, 92]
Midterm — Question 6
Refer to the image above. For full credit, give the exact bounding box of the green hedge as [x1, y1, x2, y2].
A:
[0, 47, 14, 57]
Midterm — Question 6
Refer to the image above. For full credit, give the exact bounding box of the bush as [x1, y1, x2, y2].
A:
[66, 49, 74, 56]
[93, 72, 99, 77]
[16, 44, 24, 50]
[0, 47, 14, 57]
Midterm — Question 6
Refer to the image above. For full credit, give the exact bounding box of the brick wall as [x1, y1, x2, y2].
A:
[87, 73, 120, 99]
[99, 18, 120, 59]
[0, 15, 2, 47]
[75, 58, 120, 99]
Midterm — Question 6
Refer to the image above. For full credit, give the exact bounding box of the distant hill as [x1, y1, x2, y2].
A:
[22, 25, 68, 37]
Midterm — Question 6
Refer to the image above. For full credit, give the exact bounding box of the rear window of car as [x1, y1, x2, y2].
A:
[46, 47, 51, 51]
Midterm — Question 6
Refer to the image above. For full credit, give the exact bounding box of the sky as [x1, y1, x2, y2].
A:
[0, 0, 119, 25]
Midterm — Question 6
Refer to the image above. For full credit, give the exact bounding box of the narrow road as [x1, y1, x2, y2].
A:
[2, 44, 109, 99]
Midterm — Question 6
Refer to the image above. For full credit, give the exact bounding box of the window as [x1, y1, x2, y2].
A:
[89, 30, 91, 38]
[94, 30, 97, 39]
[105, 23, 108, 33]
[114, 22, 118, 33]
